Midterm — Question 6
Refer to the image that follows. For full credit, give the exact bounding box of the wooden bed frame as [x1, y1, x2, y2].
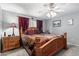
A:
[20, 27, 67, 56]
[34, 33, 67, 56]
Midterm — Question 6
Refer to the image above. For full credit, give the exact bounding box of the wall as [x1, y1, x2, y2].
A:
[0, 7, 2, 52]
[2, 10, 45, 37]
[43, 20, 51, 32]
[0, 3, 29, 37]
[43, 20, 47, 32]
[0, 7, 2, 38]
[2, 11, 19, 37]
[46, 12, 79, 45]
[0, 4, 45, 37]
[2, 10, 29, 36]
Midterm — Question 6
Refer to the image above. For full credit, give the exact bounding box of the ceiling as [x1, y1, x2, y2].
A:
[1, 3, 79, 20]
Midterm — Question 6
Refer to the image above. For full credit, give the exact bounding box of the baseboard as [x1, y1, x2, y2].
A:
[68, 42, 79, 46]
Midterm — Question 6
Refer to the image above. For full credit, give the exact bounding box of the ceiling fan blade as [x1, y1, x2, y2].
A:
[53, 11, 64, 14]
[53, 6, 61, 10]
[54, 9, 64, 12]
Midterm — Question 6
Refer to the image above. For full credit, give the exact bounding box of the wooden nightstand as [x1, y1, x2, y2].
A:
[2, 36, 20, 52]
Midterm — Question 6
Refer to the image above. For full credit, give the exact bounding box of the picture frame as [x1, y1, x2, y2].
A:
[53, 20, 61, 27]
[68, 19, 73, 25]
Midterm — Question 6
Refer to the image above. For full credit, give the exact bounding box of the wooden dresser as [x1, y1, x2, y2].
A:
[2, 36, 20, 52]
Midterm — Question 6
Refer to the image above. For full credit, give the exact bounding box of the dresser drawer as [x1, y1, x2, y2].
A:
[2, 36, 20, 52]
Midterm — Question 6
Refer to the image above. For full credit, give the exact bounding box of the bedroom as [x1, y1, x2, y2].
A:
[0, 3, 79, 56]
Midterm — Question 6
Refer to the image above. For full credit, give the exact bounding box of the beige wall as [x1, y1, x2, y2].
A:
[2, 10, 45, 37]
[0, 7, 2, 52]
[46, 12, 79, 46]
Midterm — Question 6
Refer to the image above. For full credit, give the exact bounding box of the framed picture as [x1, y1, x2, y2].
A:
[53, 20, 61, 27]
[68, 19, 73, 25]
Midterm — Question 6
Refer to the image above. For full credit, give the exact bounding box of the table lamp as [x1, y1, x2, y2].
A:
[10, 23, 16, 36]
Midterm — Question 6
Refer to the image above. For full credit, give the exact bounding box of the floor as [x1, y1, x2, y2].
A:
[0, 53, 1, 56]
[1, 45, 79, 56]
[56, 45, 79, 56]
[1, 47, 29, 56]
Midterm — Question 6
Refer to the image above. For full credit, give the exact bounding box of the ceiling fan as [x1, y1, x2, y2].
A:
[40, 3, 64, 18]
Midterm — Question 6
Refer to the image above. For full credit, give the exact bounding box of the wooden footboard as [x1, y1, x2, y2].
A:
[34, 33, 67, 56]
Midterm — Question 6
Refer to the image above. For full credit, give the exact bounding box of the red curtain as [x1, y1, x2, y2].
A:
[37, 20, 43, 33]
[19, 17, 29, 33]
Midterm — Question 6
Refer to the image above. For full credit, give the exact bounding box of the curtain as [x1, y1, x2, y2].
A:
[19, 17, 29, 33]
[37, 20, 43, 33]
[18, 16, 29, 46]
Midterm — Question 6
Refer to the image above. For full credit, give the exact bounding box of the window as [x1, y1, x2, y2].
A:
[29, 20, 37, 27]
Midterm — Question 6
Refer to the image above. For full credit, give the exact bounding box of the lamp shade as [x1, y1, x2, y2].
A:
[10, 23, 16, 28]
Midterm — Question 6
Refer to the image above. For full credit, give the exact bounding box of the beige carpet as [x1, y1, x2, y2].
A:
[0, 53, 1, 56]
[55, 45, 79, 56]
[1, 45, 79, 56]
[1, 47, 29, 56]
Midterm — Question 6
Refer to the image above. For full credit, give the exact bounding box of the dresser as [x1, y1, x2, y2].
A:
[2, 36, 20, 52]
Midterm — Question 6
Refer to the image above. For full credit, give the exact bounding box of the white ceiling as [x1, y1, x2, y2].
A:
[0, 3, 79, 19]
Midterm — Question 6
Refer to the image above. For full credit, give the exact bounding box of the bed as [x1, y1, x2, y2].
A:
[21, 33, 67, 56]
[20, 27, 67, 56]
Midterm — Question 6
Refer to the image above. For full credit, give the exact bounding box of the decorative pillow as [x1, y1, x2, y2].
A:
[26, 27, 39, 35]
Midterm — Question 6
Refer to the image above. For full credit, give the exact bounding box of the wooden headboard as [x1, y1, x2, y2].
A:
[26, 27, 39, 35]
[20, 27, 39, 36]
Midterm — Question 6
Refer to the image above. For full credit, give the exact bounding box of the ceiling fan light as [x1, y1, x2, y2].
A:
[51, 12, 57, 17]
[46, 13, 51, 17]
[46, 12, 56, 18]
